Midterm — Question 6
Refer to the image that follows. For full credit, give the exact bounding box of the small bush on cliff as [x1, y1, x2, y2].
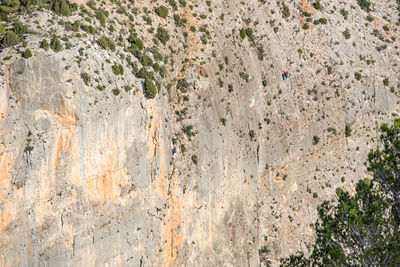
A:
[2, 31, 20, 46]
[81, 72, 91, 85]
[41, 38, 49, 49]
[95, 10, 106, 26]
[22, 48, 32, 58]
[0, 0, 20, 13]
[357, 0, 371, 12]
[97, 36, 115, 51]
[155, 5, 168, 18]
[112, 64, 124, 75]
[144, 78, 157, 99]
[53, 0, 72, 16]
[50, 36, 61, 51]
[0, 23, 5, 34]
[156, 27, 170, 44]
[313, 0, 321, 10]
[13, 21, 27, 37]
[239, 28, 246, 39]
[128, 33, 144, 50]
[281, 4, 290, 19]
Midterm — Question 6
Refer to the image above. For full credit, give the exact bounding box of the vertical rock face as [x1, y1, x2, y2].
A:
[0, 0, 400, 266]
[0, 53, 172, 266]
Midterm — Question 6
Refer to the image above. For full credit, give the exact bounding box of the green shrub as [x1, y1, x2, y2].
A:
[0, 0, 20, 13]
[220, 118, 227, 126]
[144, 78, 157, 99]
[139, 54, 153, 67]
[327, 66, 332, 74]
[155, 5, 168, 18]
[156, 27, 170, 44]
[22, 48, 32, 58]
[13, 21, 27, 37]
[50, 36, 62, 52]
[249, 130, 256, 140]
[183, 125, 196, 137]
[354, 72, 362, 81]
[81, 72, 90, 85]
[41, 38, 49, 49]
[357, 0, 371, 12]
[167, 0, 178, 10]
[345, 124, 352, 137]
[262, 80, 267, 87]
[319, 18, 327, 24]
[137, 67, 152, 80]
[340, 8, 349, 20]
[80, 24, 96, 34]
[87, 0, 95, 9]
[112, 64, 124, 75]
[313, 136, 320, 145]
[245, 28, 253, 38]
[342, 28, 351, 39]
[128, 34, 144, 50]
[383, 25, 389, 32]
[2, 31, 20, 46]
[239, 28, 246, 39]
[302, 23, 309, 30]
[97, 36, 115, 51]
[314, 0, 321, 10]
[282, 4, 290, 19]
[53, 0, 72, 16]
[112, 88, 120, 95]
[96, 11, 106, 26]
[191, 155, 198, 164]
[174, 14, 186, 27]
[72, 20, 79, 31]
[383, 77, 389, 86]
[0, 23, 5, 34]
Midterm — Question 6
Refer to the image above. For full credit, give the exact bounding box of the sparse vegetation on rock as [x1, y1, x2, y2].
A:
[22, 48, 32, 58]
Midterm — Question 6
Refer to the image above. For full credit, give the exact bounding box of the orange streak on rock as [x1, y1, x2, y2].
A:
[162, 180, 183, 267]
[0, 201, 14, 234]
[85, 153, 128, 202]
[0, 149, 13, 204]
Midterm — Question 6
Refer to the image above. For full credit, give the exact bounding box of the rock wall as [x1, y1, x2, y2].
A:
[1, 0, 400, 266]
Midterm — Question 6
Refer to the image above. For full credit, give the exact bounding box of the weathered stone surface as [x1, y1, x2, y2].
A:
[0, 0, 399, 266]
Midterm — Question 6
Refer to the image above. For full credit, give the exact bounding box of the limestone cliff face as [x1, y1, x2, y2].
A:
[1, 0, 400, 266]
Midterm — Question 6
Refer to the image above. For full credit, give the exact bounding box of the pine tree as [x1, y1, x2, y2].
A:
[2, 30, 20, 46]
[280, 119, 400, 266]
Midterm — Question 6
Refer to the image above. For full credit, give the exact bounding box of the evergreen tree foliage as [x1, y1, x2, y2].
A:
[0, 0, 21, 13]
[50, 35, 61, 51]
[144, 78, 157, 99]
[40, 38, 49, 49]
[53, 0, 72, 16]
[155, 5, 168, 18]
[368, 119, 400, 226]
[280, 119, 400, 267]
[0, 22, 5, 34]
[2, 30, 20, 46]
[156, 27, 170, 44]
[13, 20, 27, 37]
